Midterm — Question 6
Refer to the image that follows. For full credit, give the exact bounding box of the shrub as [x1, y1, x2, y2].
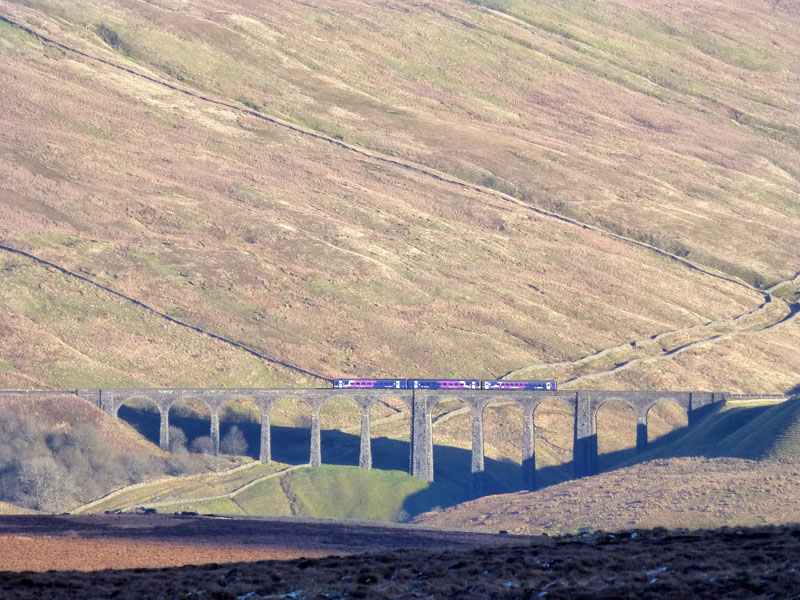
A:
[220, 426, 248, 456]
[123, 454, 160, 483]
[168, 426, 188, 453]
[17, 455, 74, 512]
[190, 436, 215, 455]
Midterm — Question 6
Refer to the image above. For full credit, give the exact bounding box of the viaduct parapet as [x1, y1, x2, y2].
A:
[65, 388, 727, 490]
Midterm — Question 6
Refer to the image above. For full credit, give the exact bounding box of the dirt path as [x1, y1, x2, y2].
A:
[507, 276, 800, 387]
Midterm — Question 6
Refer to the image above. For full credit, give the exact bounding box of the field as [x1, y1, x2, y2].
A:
[2, 515, 800, 599]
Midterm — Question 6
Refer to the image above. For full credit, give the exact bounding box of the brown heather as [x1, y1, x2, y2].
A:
[3, 515, 800, 599]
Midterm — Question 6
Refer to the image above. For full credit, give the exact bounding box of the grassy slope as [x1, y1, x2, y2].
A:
[668, 397, 800, 463]
[0, 501, 38, 515]
[0, 0, 797, 393]
[416, 455, 800, 534]
[79, 465, 451, 522]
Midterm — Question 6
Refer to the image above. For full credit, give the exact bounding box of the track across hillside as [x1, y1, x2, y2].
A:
[0, 243, 330, 383]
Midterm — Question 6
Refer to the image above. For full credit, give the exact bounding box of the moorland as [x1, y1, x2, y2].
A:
[0, 0, 799, 595]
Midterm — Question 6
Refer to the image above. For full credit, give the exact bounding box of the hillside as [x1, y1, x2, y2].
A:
[416, 395, 800, 533]
[0, 0, 798, 393]
[0, 501, 37, 515]
[0, 392, 249, 513]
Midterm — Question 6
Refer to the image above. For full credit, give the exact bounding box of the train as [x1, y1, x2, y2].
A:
[332, 379, 557, 390]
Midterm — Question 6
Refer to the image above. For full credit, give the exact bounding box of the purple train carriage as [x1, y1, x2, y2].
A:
[333, 379, 408, 389]
[409, 379, 481, 390]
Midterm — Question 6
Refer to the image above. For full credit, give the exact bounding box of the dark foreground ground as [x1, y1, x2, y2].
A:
[1, 515, 800, 598]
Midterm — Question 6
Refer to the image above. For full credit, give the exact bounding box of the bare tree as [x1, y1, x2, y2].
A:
[189, 436, 215, 455]
[18, 456, 73, 512]
[168, 426, 187, 453]
[220, 426, 248, 456]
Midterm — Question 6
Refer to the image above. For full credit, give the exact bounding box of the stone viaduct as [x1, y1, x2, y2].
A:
[70, 388, 725, 489]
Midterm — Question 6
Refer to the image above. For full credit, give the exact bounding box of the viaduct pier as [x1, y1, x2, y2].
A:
[61, 388, 727, 489]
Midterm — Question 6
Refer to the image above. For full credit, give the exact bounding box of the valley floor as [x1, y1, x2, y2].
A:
[0, 515, 799, 599]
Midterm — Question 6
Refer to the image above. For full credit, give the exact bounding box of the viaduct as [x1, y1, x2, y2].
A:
[58, 388, 728, 489]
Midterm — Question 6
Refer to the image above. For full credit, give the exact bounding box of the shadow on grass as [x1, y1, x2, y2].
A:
[118, 406, 578, 517]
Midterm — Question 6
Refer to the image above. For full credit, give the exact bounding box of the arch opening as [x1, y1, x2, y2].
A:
[596, 399, 637, 471]
[167, 397, 211, 454]
[216, 396, 262, 459]
[429, 395, 472, 489]
[270, 396, 312, 465]
[116, 396, 163, 448]
[481, 399, 524, 495]
[368, 395, 410, 472]
[320, 396, 361, 466]
[533, 397, 574, 489]
[428, 394, 476, 505]
[647, 399, 688, 444]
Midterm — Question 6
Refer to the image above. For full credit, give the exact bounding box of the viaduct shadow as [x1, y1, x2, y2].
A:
[117, 389, 795, 519]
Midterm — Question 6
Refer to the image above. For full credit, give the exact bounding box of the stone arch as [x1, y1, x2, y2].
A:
[114, 394, 166, 450]
[428, 393, 471, 484]
[167, 395, 211, 453]
[268, 394, 313, 465]
[532, 396, 575, 489]
[220, 395, 262, 425]
[595, 398, 638, 471]
[319, 394, 362, 466]
[482, 398, 523, 462]
[480, 397, 523, 493]
[368, 393, 410, 472]
[113, 394, 160, 419]
[646, 398, 689, 444]
[216, 395, 262, 458]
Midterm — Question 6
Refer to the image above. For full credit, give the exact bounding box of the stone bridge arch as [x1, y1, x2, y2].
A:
[102, 390, 191, 451]
[107, 393, 167, 450]
[212, 394, 263, 458]
[594, 397, 639, 471]
[519, 395, 576, 490]
[480, 398, 524, 490]
[646, 398, 689, 444]
[168, 393, 214, 453]
[319, 395, 362, 467]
